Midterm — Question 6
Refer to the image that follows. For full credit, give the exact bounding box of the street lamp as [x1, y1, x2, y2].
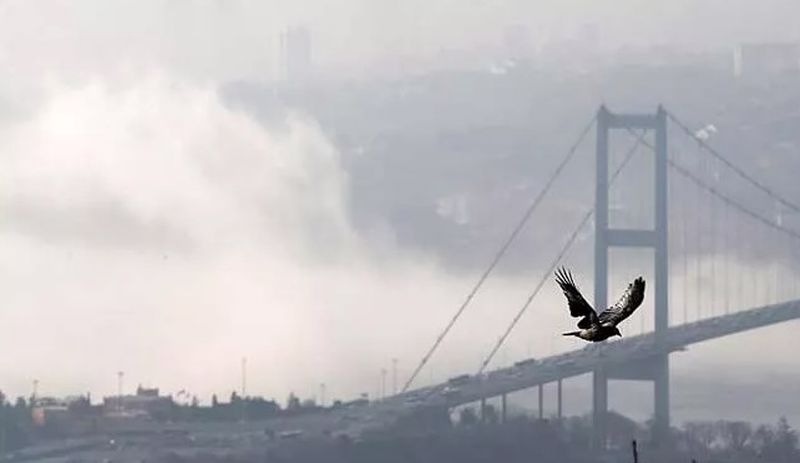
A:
[117, 371, 124, 413]
[32, 379, 39, 406]
[391, 358, 398, 396]
[380, 369, 387, 400]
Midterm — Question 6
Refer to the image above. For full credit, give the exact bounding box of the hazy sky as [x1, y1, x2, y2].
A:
[1, 0, 799, 82]
[0, 1, 799, 421]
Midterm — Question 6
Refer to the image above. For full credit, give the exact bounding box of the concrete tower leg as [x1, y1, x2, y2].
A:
[557, 379, 563, 420]
[593, 106, 670, 449]
[653, 354, 670, 445]
[538, 384, 544, 419]
[592, 369, 608, 449]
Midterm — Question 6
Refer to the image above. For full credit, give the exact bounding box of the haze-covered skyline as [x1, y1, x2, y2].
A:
[2, 0, 799, 82]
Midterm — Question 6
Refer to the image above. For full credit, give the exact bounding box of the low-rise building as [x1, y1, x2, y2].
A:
[31, 395, 100, 436]
[103, 385, 173, 420]
[734, 42, 800, 79]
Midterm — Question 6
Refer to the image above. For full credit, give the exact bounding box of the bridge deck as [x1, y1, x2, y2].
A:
[393, 300, 800, 408]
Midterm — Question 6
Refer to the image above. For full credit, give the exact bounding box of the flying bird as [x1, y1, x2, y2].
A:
[555, 267, 645, 342]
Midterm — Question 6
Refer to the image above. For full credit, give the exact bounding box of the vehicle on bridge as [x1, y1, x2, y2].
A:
[278, 430, 304, 440]
[343, 398, 369, 408]
[447, 374, 471, 386]
[403, 395, 424, 405]
[513, 358, 538, 368]
[441, 386, 461, 398]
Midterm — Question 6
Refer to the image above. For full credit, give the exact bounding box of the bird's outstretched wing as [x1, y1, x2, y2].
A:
[554, 267, 597, 329]
[599, 277, 646, 326]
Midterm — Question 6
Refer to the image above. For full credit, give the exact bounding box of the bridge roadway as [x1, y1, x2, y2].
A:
[388, 299, 800, 411]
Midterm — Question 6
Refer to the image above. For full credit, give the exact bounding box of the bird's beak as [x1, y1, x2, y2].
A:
[618, 333, 623, 337]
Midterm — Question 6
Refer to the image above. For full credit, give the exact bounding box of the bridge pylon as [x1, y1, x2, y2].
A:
[593, 106, 669, 449]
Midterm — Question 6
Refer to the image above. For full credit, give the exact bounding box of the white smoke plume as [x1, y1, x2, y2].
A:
[0, 72, 560, 403]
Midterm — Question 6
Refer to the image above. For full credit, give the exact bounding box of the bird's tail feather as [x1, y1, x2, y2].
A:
[562, 331, 581, 337]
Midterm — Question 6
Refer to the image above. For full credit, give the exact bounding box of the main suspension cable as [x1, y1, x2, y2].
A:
[666, 111, 800, 215]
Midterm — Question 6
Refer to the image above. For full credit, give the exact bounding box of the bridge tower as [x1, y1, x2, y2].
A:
[593, 106, 669, 448]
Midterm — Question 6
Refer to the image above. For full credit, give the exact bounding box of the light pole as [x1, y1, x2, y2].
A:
[117, 371, 124, 413]
[319, 383, 326, 407]
[32, 379, 39, 405]
[241, 357, 247, 398]
[380, 369, 387, 400]
[240, 357, 247, 423]
[391, 358, 398, 396]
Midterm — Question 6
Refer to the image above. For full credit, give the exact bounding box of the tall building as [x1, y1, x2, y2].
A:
[279, 26, 312, 83]
[734, 42, 800, 79]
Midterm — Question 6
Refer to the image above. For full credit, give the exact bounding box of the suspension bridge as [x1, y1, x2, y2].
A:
[352, 105, 800, 449]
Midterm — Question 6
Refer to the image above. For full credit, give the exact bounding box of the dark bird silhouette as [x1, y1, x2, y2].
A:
[555, 267, 645, 342]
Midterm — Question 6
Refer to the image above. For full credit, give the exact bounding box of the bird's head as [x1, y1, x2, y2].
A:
[612, 327, 622, 337]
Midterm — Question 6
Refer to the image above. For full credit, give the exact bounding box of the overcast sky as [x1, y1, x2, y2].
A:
[0, 1, 798, 421]
[1, 0, 799, 82]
